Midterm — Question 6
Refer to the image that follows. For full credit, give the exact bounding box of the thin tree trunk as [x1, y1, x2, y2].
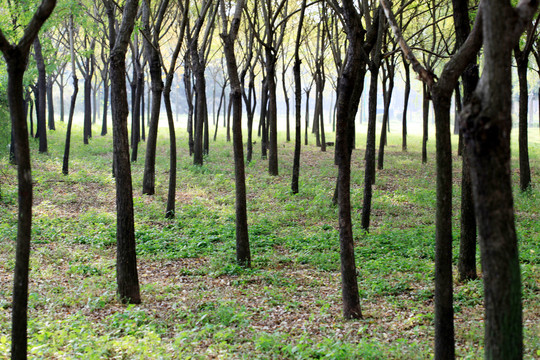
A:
[62, 76, 78, 175]
[34, 36, 48, 153]
[422, 83, 429, 163]
[402, 60, 410, 151]
[516, 60, 531, 191]
[46, 77, 55, 130]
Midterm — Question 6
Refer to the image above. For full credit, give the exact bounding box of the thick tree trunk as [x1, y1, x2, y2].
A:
[461, 1, 538, 356]
[0, 3, 57, 358]
[432, 92, 455, 360]
[6, 58, 34, 360]
[107, 0, 141, 305]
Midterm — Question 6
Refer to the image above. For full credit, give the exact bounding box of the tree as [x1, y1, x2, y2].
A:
[513, 16, 538, 191]
[142, 0, 170, 195]
[453, 0, 479, 283]
[220, 0, 251, 266]
[62, 14, 79, 175]
[461, 0, 538, 357]
[104, 0, 141, 304]
[0, 2, 57, 357]
[380, 0, 483, 357]
[328, 0, 380, 319]
[291, 0, 307, 194]
[33, 35, 48, 153]
[163, 0, 189, 218]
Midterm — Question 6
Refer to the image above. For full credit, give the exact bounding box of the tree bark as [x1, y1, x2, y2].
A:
[46, 77, 55, 130]
[291, 0, 307, 194]
[402, 59, 410, 151]
[34, 36, 48, 153]
[0, 2, 57, 358]
[142, 0, 167, 193]
[516, 58, 531, 191]
[461, 0, 538, 356]
[106, 0, 141, 305]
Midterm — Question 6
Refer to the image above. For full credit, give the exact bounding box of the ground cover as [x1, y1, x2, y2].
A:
[0, 122, 538, 359]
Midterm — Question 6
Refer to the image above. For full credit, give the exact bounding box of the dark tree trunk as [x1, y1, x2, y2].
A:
[291, 0, 307, 194]
[106, 0, 141, 305]
[131, 73, 142, 162]
[184, 58, 194, 156]
[259, 78, 268, 158]
[0, 3, 57, 358]
[266, 49, 279, 175]
[46, 77, 55, 130]
[461, 1, 538, 357]
[34, 36, 48, 153]
[220, 2, 251, 265]
[83, 72, 92, 144]
[304, 86, 310, 145]
[422, 83, 429, 163]
[378, 65, 394, 170]
[361, 58, 381, 230]
[335, 2, 380, 320]
[62, 76, 78, 175]
[245, 73, 256, 163]
[142, 0, 168, 193]
[164, 85, 177, 218]
[452, 0, 479, 283]
[402, 60, 410, 151]
[59, 71, 65, 123]
[516, 59, 531, 191]
[101, 72, 109, 136]
[5, 55, 34, 360]
[431, 92, 455, 360]
[226, 94, 231, 142]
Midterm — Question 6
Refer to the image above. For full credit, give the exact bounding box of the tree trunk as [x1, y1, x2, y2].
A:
[432, 92, 455, 360]
[34, 36, 48, 153]
[83, 73, 92, 144]
[0, 3, 57, 358]
[361, 66, 380, 230]
[266, 49, 279, 175]
[422, 83, 429, 163]
[402, 60, 410, 151]
[107, 0, 141, 305]
[378, 67, 394, 170]
[46, 77, 55, 130]
[461, 1, 538, 356]
[6, 55, 34, 360]
[101, 72, 109, 136]
[62, 76, 78, 175]
[516, 60, 531, 191]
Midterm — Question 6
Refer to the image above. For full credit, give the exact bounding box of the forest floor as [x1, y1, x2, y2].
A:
[0, 123, 538, 359]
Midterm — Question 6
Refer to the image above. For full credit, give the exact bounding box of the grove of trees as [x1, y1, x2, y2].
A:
[0, 0, 538, 358]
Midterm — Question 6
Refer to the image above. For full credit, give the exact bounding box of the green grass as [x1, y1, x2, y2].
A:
[0, 119, 538, 359]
